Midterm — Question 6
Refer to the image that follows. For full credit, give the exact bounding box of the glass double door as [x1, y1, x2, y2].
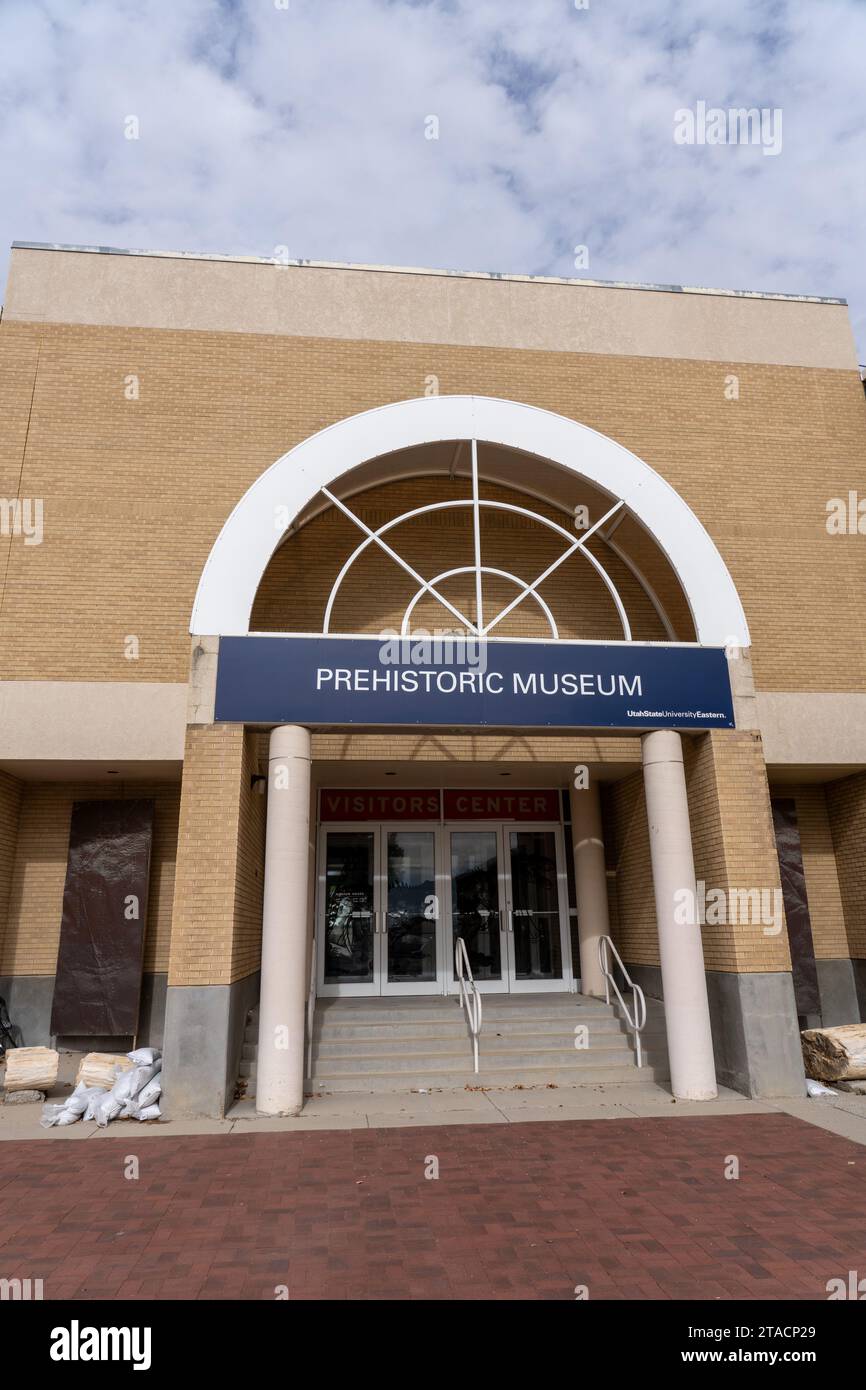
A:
[448, 823, 571, 994]
[319, 825, 441, 996]
[317, 821, 572, 997]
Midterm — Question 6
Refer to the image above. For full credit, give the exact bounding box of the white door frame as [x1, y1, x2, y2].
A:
[443, 820, 574, 994]
[378, 822, 443, 997]
[502, 821, 574, 994]
[443, 821, 510, 995]
[317, 817, 574, 997]
[316, 822, 380, 998]
[316, 821, 445, 997]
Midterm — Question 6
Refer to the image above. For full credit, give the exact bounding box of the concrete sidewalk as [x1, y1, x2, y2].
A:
[4, 1069, 866, 1145]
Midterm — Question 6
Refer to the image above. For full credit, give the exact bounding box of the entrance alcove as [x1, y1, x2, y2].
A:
[237, 437, 704, 1026]
[166, 395, 805, 1121]
[234, 431, 709, 1041]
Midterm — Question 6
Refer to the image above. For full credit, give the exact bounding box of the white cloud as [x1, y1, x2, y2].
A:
[1, 0, 864, 352]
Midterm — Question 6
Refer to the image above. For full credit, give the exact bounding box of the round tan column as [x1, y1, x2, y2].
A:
[568, 782, 609, 997]
[256, 724, 312, 1116]
[642, 730, 717, 1100]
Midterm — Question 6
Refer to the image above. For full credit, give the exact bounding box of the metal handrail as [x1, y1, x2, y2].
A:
[455, 937, 482, 1075]
[598, 935, 647, 1068]
[305, 939, 317, 1081]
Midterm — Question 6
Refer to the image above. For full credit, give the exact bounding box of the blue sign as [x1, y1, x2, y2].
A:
[214, 635, 735, 730]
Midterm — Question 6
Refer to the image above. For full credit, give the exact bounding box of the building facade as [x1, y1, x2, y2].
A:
[1, 242, 865, 1116]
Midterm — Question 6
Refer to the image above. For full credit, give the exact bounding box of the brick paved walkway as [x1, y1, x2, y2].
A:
[0, 1113, 863, 1300]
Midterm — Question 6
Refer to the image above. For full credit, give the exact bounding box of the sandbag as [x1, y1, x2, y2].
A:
[112, 1060, 161, 1106]
[63, 1082, 94, 1117]
[137, 1078, 161, 1108]
[95, 1094, 123, 1127]
[84, 1088, 108, 1121]
[127, 1047, 160, 1067]
[40, 1082, 105, 1128]
[137, 1103, 160, 1121]
[806, 1079, 837, 1097]
[40, 1102, 70, 1129]
[96, 1054, 162, 1125]
[121, 1075, 161, 1119]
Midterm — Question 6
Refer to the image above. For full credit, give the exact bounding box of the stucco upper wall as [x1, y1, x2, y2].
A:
[3, 245, 858, 371]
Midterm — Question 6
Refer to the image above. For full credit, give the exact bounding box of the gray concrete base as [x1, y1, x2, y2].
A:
[625, 963, 808, 1098]
[136, 972, 168, 1048]
[161, 972, 260, 1118]
[853, 960, 866, 1023]
[0, 975, 53, 1047]
[816, 958, 862, 1027]
[706, 969, 806, 1099]
[0, 972, 168, 1050]
[623, 963, 663, 1002]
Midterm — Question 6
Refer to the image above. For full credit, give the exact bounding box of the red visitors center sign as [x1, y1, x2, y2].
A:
[442, 789, 560, 820]
[319, 789, 561, 821]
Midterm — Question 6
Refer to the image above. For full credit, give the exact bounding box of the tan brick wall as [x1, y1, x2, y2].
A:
[0, 329, 41, 618]
[168, 724, 266, 987]
[0, 780, 179, 978]
[768, 783, 848, 960]
[601, 771, 658, 967]
[685, 732, 789, 973]
[1, 318, 865, 691]
[0, 771, 23, 964]
[232, 729, 267, 982]
[310, 732, 642, 765]
[826, 771, 866, 960]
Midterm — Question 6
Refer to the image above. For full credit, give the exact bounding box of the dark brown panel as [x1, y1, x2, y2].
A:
[771, 797, 820, 1022]
[50, 800, 154, 1036]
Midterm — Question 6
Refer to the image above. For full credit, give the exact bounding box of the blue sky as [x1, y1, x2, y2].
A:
[1, 0, 864, 353]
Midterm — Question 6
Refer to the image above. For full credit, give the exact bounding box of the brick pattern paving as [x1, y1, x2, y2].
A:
[0, 1113, 864, 1300]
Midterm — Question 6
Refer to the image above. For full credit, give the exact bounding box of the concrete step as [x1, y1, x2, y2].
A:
[310, 1033, 663, 1061]
[314, 997, 621, 1022]
[311, 1045, 668, 1074]
[311, 1016, 656, 1042]
[245, 1007, 644, 1045]
[237, 995, 668, 1099]
[244, 1018, 667, 1052]
[240, 1043, 668, 1082]
[305, 1064, 672, 1093]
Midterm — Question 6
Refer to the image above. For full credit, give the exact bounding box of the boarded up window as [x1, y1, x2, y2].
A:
[771, 797, 820, 1025]
[50, 800, 155, 1037]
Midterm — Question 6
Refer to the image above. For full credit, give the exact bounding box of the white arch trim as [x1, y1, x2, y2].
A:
[190, 395, 750, 647]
